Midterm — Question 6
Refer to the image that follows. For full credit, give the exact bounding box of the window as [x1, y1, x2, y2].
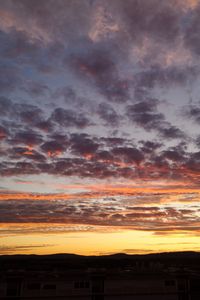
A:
[92, 280, 104, 293]
[27, 283, 41, 290]
[74, 281, 90, 289]
[178, 282, 186, 291]
[43, 284, 56, 290]
[92, 296, 104, 300]
[6, 279, 21, 297]
[165, 280, 175, 286]
[190, 279, 200, 292]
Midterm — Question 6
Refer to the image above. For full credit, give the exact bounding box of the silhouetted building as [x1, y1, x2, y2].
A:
[1, 268, 199, 300]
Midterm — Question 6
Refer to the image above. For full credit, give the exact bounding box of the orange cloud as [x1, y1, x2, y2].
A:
[1, 182, 199, 203]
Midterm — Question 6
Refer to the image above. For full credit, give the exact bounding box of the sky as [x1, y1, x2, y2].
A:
[0, 0, 200, 255]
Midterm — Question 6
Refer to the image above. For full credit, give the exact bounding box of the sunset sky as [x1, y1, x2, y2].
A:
[0, 0, 200, 255]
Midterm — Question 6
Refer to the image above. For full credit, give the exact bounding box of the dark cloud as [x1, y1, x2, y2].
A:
[184, 104, 200, 124]
[162, 148, 186, 162]
[40, 140, 67, 156]
[129, 99, 159, 113]
[71, 44, 115, 82]
[94, 150, 113, 162]
[185, 151, 200, 173]
[0, 129, 198, 184]
[0, 125, 7, 140]
[139, 140, 163, 154]
[0, 0, 92, 47]
[53, 86, 86, 107]
[0, 27, 64, 76]
[112, 146, 144, 164]
[126, 99, 164, 130]
[70, 133, 99, 156]
[70, 42, 130, 102]
[10, 130, 43, 146]
[0, 96, 13, 116]
[196, 136, 200, 148]
[135, 65, 197, 90]
[101, 137, 127, 146]
[0, 28, 40, 59]
[23, 80, 49, 97]
[1, 161, 39, 176]
[51, 107, 91, 128]
[15, 102, 54, 132]
[127, 206, 161, 211]
[18, 105, 44, 124]
[34, 119, 54, 132]
[115, 0, 180, 44]
[0, 100, 55, 134]
[97, 102, 119, 126]
[12, 105, 52, 134]
[54, 86, 76, 103]
[0, 64, 21, 93]
[158, 124, 186, 140]
[184, 4, 200, 56]
[9, 147, 46, 161]
[48, 133, 69, 144]
[0, 197, 198, 234]
[126, 99, 186, 140]
[51, 159, 77, 175]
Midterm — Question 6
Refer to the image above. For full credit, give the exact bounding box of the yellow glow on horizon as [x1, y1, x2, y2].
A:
[0, 182, 199, 255]
[1, 230, 200, 256]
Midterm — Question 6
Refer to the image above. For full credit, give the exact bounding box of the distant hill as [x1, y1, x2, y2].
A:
[0, 251, 200, 272]
[1, 251, 200, 261]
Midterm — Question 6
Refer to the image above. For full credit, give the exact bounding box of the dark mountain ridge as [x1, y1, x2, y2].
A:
[0, 251, 200, 272]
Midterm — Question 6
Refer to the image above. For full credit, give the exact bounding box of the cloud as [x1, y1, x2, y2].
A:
[196, 136, 200, 147]
[126, 99, 164, 130]
[51, 107, 91, 128]
[0, 96, 13, 115]
[23, 80, 49, 97]
[126, 99, 186, 140]
[184, 151, 200, 173]
[111, 147, 144, 164]
[184, 104, 200, 124]
[0, 244, 55, 254]
[0, 129, 199, 184]
[9, 147, 46, 161]
[70, 134, 99, 156]
[158, 124, 186, 140]
[114, 0, 180, 44]
[53, 86, 92, 109]
[10, 130, 43, 146]
[40, 140, 67, 157]
[184, 3, 200, 55]
[70, 40, 130, 102]
[0, 194, 199, 235]
[139, 140, 163, 154]
[18, 105, 44, 124]
[0, 0, 92, 44]
[0, 64, 21, 93]
[0, 27, 41, 59]
[135, 65, 197, 90]
[97, 102, 120, 126]
[161, 148, 186, 162]
[101, 137, 128, 146]
[0, 125, 7, 140]
[0, 99, 55, 139]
